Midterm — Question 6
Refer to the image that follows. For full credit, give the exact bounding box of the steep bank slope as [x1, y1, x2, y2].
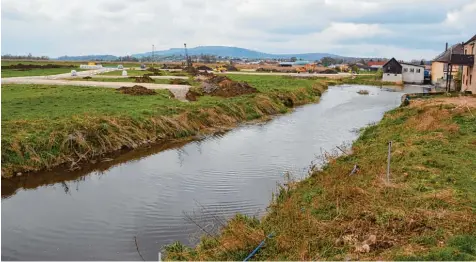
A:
[166, 97, 476, 260]
[2, 75, 328, 177]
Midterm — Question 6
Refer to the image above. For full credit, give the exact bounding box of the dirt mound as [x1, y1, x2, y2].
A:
[133, 75, 155, 83]
[319, 69, 338, 74]
[2, 63, 75, 71]
[169, 79, 191, 85]
[185, 75, 257, 101]
[202, 75, 257, 98]
[185, 90, 200, 101]
[196, 65, 212, 71]
[118, 85, 156, 95]
[146, 67, 162, 75]
[256, 68, 279, 72]
[161, 64, 183, 70]
[225, 65, 239, 71]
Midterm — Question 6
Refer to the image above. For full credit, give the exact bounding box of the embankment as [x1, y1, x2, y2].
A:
[1, 77, 328, 178]
[165, 96, 476, 261]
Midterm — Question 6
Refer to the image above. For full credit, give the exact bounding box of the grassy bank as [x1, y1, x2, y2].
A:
[1, 75, 327, 177]
[165, 97, 476, 260]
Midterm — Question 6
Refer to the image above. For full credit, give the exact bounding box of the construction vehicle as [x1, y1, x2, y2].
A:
[214, 65, 227, 72]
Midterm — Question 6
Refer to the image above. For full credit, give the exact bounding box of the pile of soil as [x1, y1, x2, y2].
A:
[117, 85, 156, 95]
[2, 63, 75, 71]
[185, 75, 257, 101]
[196, 65, 212, 71]
[256, 68, 279, 72]
[225, 65, 239, 71]
[133, 75, 155, 83]
[169, 79, 191, 85]
[161, 64, 182, 70]
[203, 75, 257, 98]
[319, 69, 338, 74]
[146, 67, 162, 75]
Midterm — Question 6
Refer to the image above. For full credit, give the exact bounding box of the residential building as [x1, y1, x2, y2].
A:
[367, 61, 386, 71]
[382, 58, 424, 84]
[382, 58, 403, 83]
[401, 62, 425, 84]
[462, 35, 476, 93]
[431, 43, 464, 86]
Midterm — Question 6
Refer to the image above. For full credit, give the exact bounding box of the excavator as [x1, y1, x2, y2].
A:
[213, 65, 227, 73]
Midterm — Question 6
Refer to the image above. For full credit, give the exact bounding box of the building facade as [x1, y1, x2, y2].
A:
[462, 35, 476, 93]
[382, 58, 403, 83]
[382, 58, 424, 84]
[431, 44, 464, 85]
[401, 63, 424, 84]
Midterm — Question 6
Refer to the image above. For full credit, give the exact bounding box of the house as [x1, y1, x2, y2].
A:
[367, 61, 386, 71]
[382, 58, 424, 84]
[382, 58, 403, 83]
[431, 43, 464, 86]
[433, 38, 475, 92]
[462, 35, 476, 94]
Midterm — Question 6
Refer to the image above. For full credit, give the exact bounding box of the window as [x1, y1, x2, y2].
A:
[410, 68, 415, 73]
[403, 68, 408, 73]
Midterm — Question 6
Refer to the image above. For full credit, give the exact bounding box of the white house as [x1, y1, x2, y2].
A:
[401, 62, 424, 84]
[382, 58, 424, 84]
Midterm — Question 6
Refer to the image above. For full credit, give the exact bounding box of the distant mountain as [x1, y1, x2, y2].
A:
[133, 46, 342, 60]
[56, 55, 118, 61]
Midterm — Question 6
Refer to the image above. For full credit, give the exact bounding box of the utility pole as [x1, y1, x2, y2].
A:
[152, 44, 155, 67]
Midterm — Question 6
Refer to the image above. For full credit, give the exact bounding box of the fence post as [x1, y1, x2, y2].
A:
[387, 141, 392, 183]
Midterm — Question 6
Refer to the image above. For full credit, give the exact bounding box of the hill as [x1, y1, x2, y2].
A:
[56, 55, 118, 61]
[132, 46, 341, 60]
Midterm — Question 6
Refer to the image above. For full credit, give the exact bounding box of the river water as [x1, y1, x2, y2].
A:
[2, 85, 410, 260]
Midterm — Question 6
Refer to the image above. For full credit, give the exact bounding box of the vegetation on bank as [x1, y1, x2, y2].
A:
[1, 75, 327, 177]
[165, 98, 476, 260]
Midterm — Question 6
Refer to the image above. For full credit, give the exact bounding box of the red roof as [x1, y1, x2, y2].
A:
[367, 61, 386, 66]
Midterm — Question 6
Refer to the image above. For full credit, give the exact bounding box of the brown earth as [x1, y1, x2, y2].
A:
[204, 75, 257, 98]
[169, 79, 191, 85]
[117, 85, 156, 95]
[133, 75, 155, 83]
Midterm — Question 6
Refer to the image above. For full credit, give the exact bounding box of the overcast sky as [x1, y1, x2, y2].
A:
[1, 0, 475, 59]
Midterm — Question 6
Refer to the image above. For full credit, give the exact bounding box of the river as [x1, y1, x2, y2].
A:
[1, 85, 413, 260]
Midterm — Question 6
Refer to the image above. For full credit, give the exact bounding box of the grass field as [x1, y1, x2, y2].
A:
[72, 77, 185, 84]
[165, 97, 476, 261]
[1, 74, 328, 177]
[98, 70, 188, 77]
[1, 68, 89, 78]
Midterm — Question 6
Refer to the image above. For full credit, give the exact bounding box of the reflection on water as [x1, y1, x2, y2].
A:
[2, 85, 406, 261]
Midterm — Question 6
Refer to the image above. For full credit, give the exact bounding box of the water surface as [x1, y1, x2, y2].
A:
[2, 85, 406, 260]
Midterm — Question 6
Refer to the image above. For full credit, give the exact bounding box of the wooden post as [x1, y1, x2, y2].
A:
[387, 141, 392, 183]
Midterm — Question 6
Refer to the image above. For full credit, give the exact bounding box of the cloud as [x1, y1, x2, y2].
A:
[1, 0, 475, 60]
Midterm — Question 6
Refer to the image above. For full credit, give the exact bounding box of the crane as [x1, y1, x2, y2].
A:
[184, 43, 193, 71]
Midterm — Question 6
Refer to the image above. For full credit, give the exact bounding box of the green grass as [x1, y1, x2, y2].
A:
[98, 70, 187, 77]
[1, 68, 87, 78]
[1, 75, 328, 177]
[166, 100, 476, 261]
[72, 77, 183, 84]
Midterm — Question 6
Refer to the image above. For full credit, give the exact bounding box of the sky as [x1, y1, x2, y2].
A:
[1, 0, 475, 60]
